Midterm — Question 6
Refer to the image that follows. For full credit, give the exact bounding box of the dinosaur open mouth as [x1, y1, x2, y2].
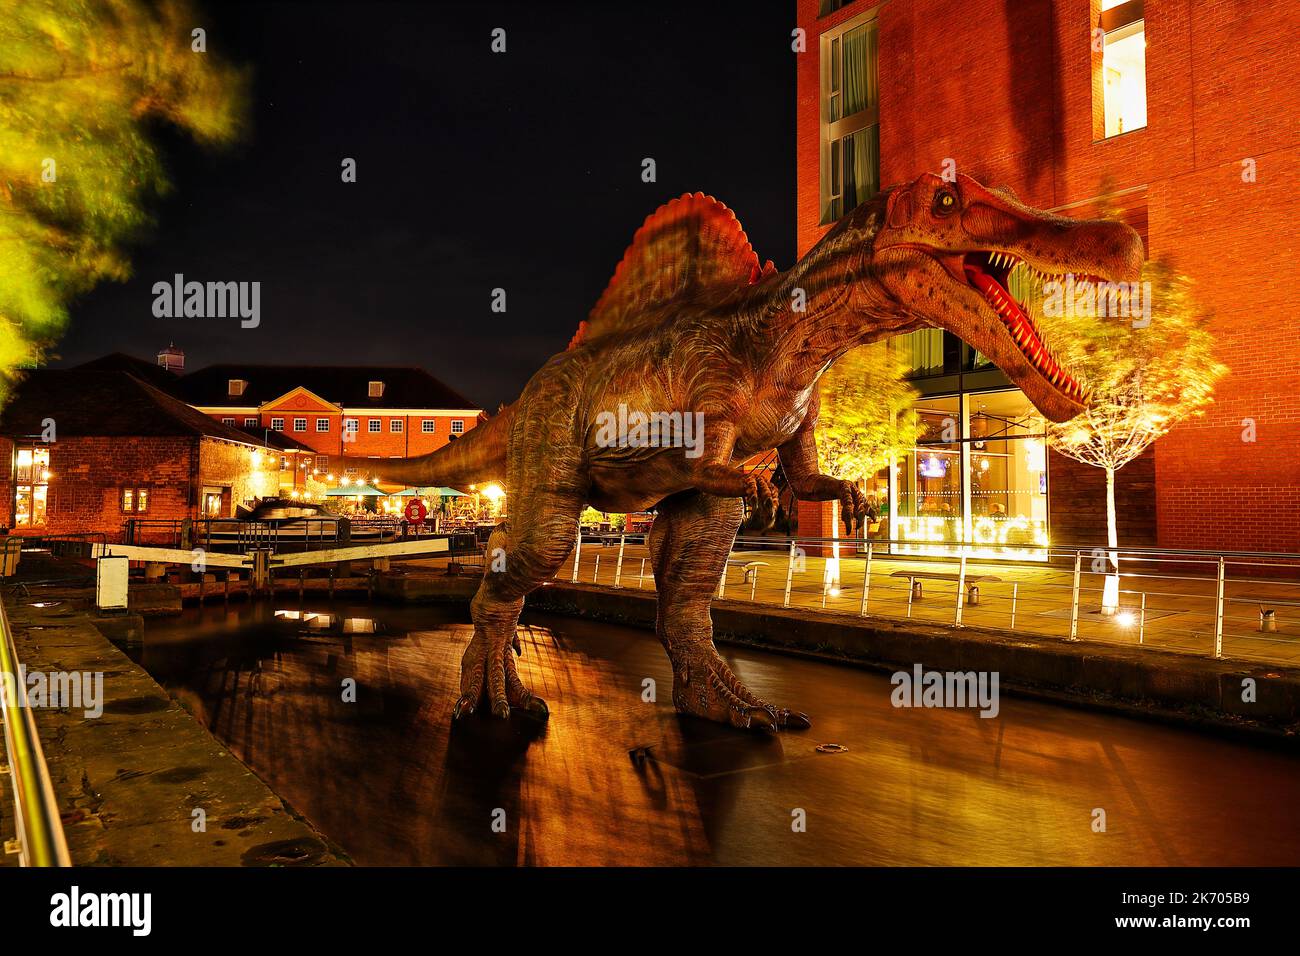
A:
[962, 251, 1087, 403]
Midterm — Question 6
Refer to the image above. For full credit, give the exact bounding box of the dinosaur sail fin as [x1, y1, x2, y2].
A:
[570, 193, 765, 348]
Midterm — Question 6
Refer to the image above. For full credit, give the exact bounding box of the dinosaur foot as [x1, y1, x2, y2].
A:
[669, 644, 811, 733]
[452, 631, 549, 722]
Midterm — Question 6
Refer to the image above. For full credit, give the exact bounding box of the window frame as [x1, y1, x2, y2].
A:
[270, 417, 285, 431]
[421, 420, 436, 434]
[120, 486, 150, 514]
[316, 418, 330, 433]
[368, 419, 382, 433]
[1095, 0, 1147, 141]
[450, 419, 465, 435]
[292, 417, 308, 433]
[819, 9, 881, 224]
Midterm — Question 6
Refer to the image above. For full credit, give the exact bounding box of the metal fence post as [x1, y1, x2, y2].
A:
[954, 551, 968, 626]
[1010, 582, 1019, 630]
[717, 562, 728, 599]
[1214, 557, 1225, 659]
[783, 539, 795, 608]
[570, 526, 582, 583]
[1069, 551, 1082, 639]
[1138, 591, 1147, 645]
[614, 534, 625, 589]
[638, 557, 646, 589]
[592, 554, 601, 584]
[750, 568, 759, 601]
[859, 543, 873, 617]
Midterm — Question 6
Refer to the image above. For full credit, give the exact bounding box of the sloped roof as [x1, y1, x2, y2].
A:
[73, 352, 184, 393]
[176, 364, 479, 410]
[0, 369, 281, 445]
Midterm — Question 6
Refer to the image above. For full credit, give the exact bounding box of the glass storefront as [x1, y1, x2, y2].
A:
[890, 389, 1049, 560]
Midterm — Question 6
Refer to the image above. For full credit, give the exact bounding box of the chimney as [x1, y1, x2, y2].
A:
[157, 343, 185, 373]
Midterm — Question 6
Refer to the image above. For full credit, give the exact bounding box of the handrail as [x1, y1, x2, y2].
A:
[0, 595, 71, 866]
[558, 531, 1300, 664]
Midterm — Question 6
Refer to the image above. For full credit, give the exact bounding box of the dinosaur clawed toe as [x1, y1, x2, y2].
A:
[453, 630, 549, 723]
[669, 644, 811, 733]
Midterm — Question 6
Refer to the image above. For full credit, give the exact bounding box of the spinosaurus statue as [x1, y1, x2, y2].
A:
[348, 172, 1143, 732]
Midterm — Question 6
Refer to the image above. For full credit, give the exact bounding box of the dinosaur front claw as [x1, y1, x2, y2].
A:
[742, 472, 780, 531]
[834, 480, 871, 535]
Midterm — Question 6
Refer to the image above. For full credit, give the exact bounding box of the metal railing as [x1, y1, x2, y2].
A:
[554, 533, 1300, 666]
[122, 516, 400, 553]
[0, 596, 71, 866]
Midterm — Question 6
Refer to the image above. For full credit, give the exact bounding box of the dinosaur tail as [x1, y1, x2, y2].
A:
[336, 405, 512, 489]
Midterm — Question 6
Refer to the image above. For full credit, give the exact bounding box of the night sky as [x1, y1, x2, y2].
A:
[54, 0, 795, 412]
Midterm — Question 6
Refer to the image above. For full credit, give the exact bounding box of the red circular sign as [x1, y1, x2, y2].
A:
[404, 500, 428, 523]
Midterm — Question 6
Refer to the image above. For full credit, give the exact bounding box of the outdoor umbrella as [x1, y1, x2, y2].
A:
[324, 485, 386, 496]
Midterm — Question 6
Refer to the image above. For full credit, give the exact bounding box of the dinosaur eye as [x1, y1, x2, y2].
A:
[933, 189, 958, 216]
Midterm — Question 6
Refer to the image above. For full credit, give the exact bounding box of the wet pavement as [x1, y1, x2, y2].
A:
[134, 600, 1300, 866]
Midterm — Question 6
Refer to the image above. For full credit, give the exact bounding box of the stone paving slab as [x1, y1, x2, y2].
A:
[0, 596, 348, 867]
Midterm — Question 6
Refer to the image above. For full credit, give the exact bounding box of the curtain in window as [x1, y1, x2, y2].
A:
[841, 125, 879, 211]
[908, 329, 944, 376]
[841, 24, 877, 116]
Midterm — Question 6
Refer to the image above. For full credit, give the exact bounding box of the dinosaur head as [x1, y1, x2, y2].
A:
[870, 172, 1144, 422]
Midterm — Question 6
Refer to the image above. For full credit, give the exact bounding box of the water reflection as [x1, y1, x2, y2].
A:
[132, 601, 1300, 866]
[273, 609, 379, 633]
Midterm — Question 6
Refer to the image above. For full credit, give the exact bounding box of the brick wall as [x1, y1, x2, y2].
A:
[0, 435, 194, 537]
[795, 0, 1300, 554]
[0, 435, 278, 537]
[198, 439, 280, 516]
[209, 407, 479, 462]
[1046, 447, 1156, 549]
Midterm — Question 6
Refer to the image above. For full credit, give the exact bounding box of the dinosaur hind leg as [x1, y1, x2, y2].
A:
[650, 490, 811, 733]
[456, 490, 582, 721]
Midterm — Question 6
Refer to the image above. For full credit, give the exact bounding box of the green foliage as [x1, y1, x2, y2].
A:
[0, 0, 248, 403]
[816, 342, 924, 481]
[1041, 258, 1227, 472]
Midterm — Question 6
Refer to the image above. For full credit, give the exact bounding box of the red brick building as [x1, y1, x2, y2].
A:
[796, 0, 1300, 555]
[0, 370, 282, 537]
[174, 363, 484, 478]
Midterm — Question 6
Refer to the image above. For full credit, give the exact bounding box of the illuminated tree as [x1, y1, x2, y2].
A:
[0, 0, 247, 403]
[816, 341, 924, 486]
[1043, 259, 1226, 612]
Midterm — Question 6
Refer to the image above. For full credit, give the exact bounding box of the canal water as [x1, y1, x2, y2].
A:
[132, 599, 1300, 866]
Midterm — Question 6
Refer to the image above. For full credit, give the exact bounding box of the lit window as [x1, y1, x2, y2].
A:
[344, 419, 359, 433]
[227, 379, 247, 397]
[451, 420, 465, 434]
[270, 417, 285, 431]
[821, 14, 879, 223]
[121, 487, 149, 514]
[13, 446, 50, 527]
[368, 381, 385, 398]
[421, 420, 436, 433]
[244, 417, 258, 428]
[1099, 1, 1147, 138]
[293, 417, 307, 432]
[390, 419, 403, 433]
[221, 417, 235, 426]
[316, 455, 329, 470]
[316, 418, 330, 432]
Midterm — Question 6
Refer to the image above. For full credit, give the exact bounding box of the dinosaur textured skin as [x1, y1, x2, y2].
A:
[343, 172, 1144, 732]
